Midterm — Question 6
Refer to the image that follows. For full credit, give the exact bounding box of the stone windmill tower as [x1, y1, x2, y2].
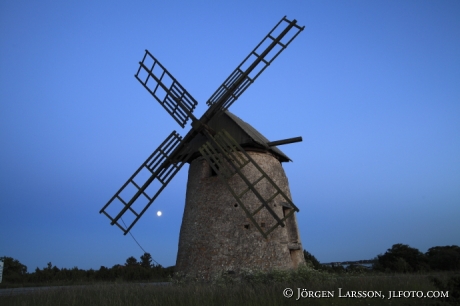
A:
[175, 111, 305, 280]
[100, 16, 305, 280]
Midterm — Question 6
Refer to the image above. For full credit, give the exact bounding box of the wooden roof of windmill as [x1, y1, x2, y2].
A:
[180, 111, 291, 163]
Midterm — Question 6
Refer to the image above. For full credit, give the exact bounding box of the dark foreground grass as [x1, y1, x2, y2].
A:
[0, 270, 455, 306]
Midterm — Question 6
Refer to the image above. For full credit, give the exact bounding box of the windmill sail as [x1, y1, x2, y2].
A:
[135, 50, 198, 128]
[205, 16, 304, 113]
[199, 129, 299, 238]
[100, 131, 193, 234]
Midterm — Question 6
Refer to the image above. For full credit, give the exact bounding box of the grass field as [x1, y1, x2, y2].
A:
[0, 269, 456, 306]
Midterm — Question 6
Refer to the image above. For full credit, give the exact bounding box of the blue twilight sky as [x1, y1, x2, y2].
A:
[1, 1, 459, 271]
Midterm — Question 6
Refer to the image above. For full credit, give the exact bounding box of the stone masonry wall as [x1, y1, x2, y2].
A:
[175, 151, 305, 280]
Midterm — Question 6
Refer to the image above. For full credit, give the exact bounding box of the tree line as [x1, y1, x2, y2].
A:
[2, 243, 459, 285]
[0, 253, 173, 285]
[303, 243, 460, 273]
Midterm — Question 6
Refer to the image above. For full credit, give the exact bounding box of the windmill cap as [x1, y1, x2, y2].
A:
[179, 111, 292, 163]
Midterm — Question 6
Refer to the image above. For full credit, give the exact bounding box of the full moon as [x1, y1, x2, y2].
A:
[157, 211, 162, 217]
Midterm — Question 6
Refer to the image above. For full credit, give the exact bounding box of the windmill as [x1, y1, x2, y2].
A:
[100, 16, 305, 280]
